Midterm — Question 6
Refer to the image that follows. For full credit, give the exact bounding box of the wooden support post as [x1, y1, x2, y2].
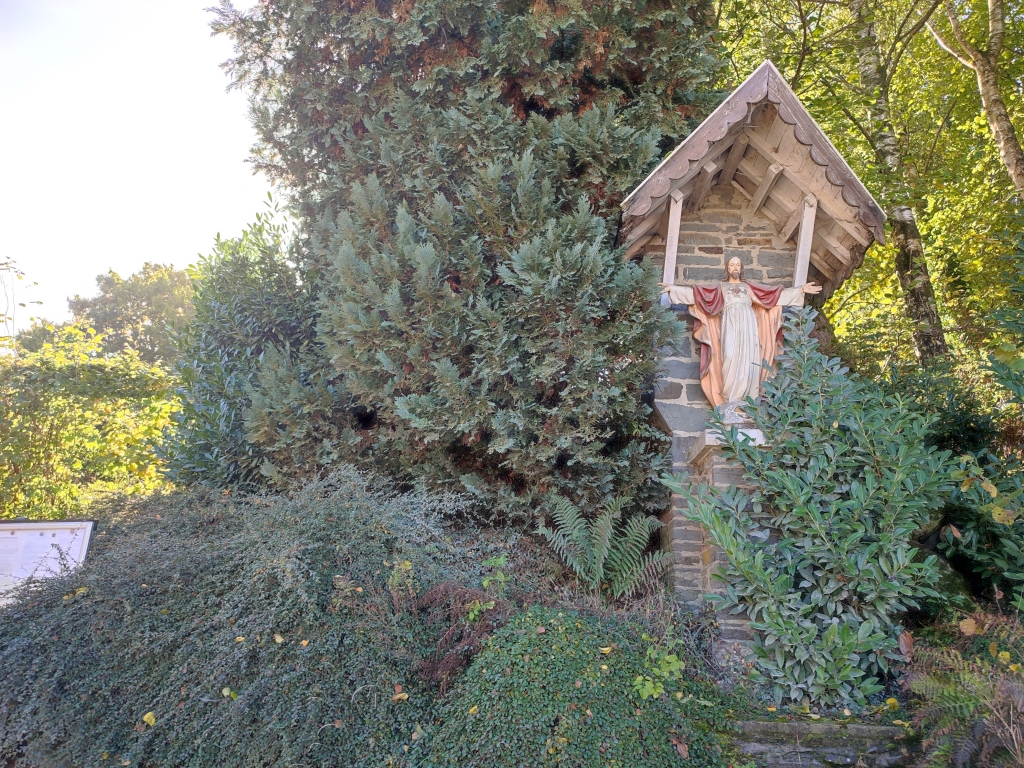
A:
[747, 163, 783, 215]
[794, 194, 817, 289]
[718, 135, 749, 187]
[662, 189, 686, 286]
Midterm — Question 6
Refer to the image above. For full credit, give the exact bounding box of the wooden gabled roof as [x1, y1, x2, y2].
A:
[620, 60, 886, 300]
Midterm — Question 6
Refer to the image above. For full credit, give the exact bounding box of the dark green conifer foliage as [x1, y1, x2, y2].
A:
[171, 0, 721, 514]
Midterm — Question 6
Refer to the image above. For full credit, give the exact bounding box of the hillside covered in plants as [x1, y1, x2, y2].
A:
[2, 0, 1024, 765]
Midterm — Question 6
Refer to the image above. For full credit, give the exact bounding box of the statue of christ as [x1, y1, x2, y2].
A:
[661, 257, 822, 407]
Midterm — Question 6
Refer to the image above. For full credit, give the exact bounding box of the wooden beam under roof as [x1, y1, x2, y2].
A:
[743, 129, 873, 247]
[793, 194, 817, 287]
[780, 204, 803, 242]
[686, 162, 718, 212]
[718, 134, 749, 187]
[810, 253, 835, 280]
[748, 163, 783, 215]
[812, 224, 853, 265]
[661, 189, 686, 285]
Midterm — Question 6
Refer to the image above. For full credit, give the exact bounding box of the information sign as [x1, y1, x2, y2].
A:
[0, 520, 95, 606]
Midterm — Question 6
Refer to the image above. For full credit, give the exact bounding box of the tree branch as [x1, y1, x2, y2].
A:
[817, 75, 878, 151]
[922, 97, 959, 176]
[885, 0, 944, 91]
[943, 0, 982, 60]
[926, 16, 975, 68]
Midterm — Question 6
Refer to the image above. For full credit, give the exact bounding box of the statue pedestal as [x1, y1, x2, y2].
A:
[662, 427, 759, 663]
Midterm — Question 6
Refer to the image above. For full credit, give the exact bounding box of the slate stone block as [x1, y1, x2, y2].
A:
[655, 402, 712, 432]
[664, 359, 699, 380]
[683, 267, 727, 282]
[703, 211, 743, 224]
[757, 249, 795, 268]
[675, 253, 724, 267]
[685, 383, 708, 404]
[723, 248, 755, 264]
[672, 433, 697, 460]
[678, 222, 723, 233]
[654, 380, 683, 400]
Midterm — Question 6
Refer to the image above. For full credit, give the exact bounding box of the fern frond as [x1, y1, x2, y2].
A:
[588, 500, 621, 590]
[538, 496, 591, 588]
[610, 549, 672, 599]
[606, 514, 658, 579]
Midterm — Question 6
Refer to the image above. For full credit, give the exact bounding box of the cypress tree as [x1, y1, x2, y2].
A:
[171, 0, 721, 517]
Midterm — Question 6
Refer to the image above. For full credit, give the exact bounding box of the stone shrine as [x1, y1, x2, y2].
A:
[619, 61, 885, 642]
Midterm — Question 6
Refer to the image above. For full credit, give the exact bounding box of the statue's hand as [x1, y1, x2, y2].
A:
[801, 282, 823, 295]
[658, 282, 672, 293]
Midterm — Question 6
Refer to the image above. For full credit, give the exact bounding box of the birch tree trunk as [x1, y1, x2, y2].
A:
[852, 0, 949, 363]
[928, 0, 1024, 194]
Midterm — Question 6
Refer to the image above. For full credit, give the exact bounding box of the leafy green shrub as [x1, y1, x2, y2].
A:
[0, 469, 484, 767]
[932, 251, 1024, 604]
[160, 209, 354, 489]
[939, 452, 1024, 604]
[424, 605, 733, 767]
[537, 494, 671, 600]
[0, 325, 171, 519]
[665, 309, 950, 705]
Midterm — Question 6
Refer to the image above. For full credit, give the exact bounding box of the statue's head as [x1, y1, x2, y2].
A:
[726, 256, 744, 280]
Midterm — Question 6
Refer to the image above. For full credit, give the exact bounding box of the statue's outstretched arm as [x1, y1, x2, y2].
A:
[658, 282, 695, 306]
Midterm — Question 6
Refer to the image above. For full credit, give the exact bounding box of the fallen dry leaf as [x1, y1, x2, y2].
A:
[670, 736, 689, 759]
[898, 630, 914, 657]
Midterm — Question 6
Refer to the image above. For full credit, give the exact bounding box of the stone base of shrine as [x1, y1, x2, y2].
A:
[661, 427, 760, 656]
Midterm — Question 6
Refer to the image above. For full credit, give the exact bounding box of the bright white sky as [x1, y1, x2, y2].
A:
[0, 0, 268, 331]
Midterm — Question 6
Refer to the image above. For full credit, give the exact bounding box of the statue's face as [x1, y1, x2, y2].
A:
[727, 258, 743, 279]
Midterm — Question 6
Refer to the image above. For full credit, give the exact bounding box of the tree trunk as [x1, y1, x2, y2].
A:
[851, 0, 949, 364]
[973, 56, 1024, 194]
[927, 0, 1024, 195]
[891, 206, 949, 362]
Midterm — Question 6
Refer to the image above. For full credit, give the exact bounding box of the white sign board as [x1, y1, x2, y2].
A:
[0, 520, 94, 606]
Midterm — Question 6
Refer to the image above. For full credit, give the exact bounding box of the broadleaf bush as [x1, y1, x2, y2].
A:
[0, 325, 172, 519]
[664, 309, 950, 705]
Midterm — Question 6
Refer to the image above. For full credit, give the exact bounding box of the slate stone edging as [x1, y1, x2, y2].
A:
[732, 719, 920, 767]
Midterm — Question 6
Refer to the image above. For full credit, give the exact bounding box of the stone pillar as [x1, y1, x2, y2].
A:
[661, 428, 759, 653]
